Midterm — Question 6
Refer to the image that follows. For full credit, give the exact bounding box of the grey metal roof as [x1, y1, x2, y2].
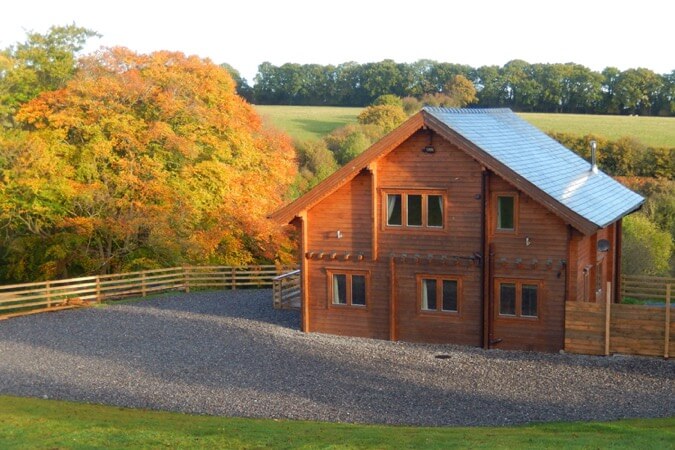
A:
[423, 107, 644, 229]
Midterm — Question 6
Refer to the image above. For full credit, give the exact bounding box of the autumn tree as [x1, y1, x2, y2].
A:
[1, 48, 296, 281]
[444, 74, 478, 107]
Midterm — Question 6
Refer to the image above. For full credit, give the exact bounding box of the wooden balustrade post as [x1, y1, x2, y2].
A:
[184, 266, 190, 293]
[231, 267, 236, 290]
[604, 281, 611, 356]
[665, 284, 671, 359]
[46, 281, 52, 308]
[141, 271, 147, 297]
[95, 276, 102, 303]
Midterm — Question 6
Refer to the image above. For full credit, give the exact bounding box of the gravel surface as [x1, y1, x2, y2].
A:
[0, 289, 673, 426]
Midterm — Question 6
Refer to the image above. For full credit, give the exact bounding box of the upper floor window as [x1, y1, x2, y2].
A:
[496, 279, 540, 318]
[495, 193, 518, 232]
[329, 270, 368, 307]
[385, 191, 444, 229]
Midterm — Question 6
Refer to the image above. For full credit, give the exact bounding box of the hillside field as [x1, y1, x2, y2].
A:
[255, 105, 675, 147]
[256, 105, 363, 142]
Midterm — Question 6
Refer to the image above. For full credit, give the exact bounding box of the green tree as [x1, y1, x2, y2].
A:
[614, 68, 663, 115]
[220, 63, 253, 101]
[289, 140, 340, 197]
[372, 94, 403, 107]
[357, 104, 407, 133]
[622, 213, 673, 276]
[0, 24, 99, 127]
[601, 67, 621, 113]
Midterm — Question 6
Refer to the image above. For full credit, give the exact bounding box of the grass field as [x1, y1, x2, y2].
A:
[255, 105, 363, 142]
[254, 105, 675, 147]
[1, 396, 673, 449]
[519, 112, 675, 148]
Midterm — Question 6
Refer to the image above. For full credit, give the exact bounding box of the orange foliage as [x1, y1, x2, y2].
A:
[4, 48, 296, 278]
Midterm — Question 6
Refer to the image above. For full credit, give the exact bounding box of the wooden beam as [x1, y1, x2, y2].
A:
[370, 161, 379, 261]
[604, 281, 611, 356]
[665, 284, 671, 359]
[300, 212, 310, 333]
[389, 257, 397, 341]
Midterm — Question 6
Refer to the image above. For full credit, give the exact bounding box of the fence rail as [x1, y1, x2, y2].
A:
[272, 270, 301, 309]
[622, 274, 675, 301]
[0, 265, 296, 320]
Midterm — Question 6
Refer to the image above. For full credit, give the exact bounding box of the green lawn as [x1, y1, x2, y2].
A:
[519, 112, 675, 148]
[254, 105, 675, 148]
[255, 105, 363, 142]
[0, 396, 673, 449]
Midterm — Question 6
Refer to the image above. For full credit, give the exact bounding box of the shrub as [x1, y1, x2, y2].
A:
[372, 94, 403, 107]
[622, 213, 673, 276]
[357, 105, 407, 133]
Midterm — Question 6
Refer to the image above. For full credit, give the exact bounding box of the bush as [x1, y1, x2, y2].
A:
[372, 94, 403, 107]
[622, 213, 672, 276]
[357, 105, 407, 133]
[402, 96, 423, 115]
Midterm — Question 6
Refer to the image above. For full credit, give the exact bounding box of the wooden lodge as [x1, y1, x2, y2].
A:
[270, 108, 644, 352]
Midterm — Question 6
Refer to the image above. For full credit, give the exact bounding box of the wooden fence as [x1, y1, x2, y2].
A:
[566, 279, 673, 358]
[621, 274, 675, 301]
[272, 269, 301, 309]
[0, 265, 295, 320]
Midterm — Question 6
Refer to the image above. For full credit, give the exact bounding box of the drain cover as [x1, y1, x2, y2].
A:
[434, 354, 451, 359]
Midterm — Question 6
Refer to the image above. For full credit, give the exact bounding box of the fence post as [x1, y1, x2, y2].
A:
[184, 266, 190, 293]
[665, 284, 671, 359]
[231, 267, 236, 290]
[95, 276, 102, 303]
[604, 281, 611, 356]
[142, 271, 147, 297]
[46, 281, 52, 308]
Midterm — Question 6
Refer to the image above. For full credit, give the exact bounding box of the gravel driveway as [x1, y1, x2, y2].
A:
[0, 290, 673, 426]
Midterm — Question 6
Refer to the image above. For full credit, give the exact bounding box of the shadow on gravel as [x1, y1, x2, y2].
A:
[108, 289, 301, 330]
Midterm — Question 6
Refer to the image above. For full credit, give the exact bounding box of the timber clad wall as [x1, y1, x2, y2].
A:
[488, 177, 569, 352]
[379, 131, 483, 344]
[303, 130, 610, 351]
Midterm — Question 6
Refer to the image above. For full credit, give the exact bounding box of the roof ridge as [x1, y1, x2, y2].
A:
[422, 107, 513, 114]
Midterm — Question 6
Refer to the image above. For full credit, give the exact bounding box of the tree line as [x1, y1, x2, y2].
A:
[228, 59, 675, 116]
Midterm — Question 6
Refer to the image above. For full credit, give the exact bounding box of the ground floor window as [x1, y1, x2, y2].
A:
[496, 279, 540, 318]
[418, 275, 460, 313]
[328, 270, 369, 307]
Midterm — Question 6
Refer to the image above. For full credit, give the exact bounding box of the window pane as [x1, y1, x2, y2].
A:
[351, 275, 366, 306]
[497, 196, 515, 230]
[421, 279, 436, 310]
[442, 280, 458, 311]
[428, 195, 443, 227]
[333, 274, 346, 304]
[407, 195, 422, 226]
[499, 283, 516, 315]
[387, 194, 402, 226]
[522, 284, 538, 317]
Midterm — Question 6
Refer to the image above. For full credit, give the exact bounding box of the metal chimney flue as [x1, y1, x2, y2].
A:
[590, 140, 598, 174]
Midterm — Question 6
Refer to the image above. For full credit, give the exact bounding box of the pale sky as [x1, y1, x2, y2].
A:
[1, 0, 672, 83]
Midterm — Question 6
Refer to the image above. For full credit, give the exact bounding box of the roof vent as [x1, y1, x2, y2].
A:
[590, 140, 598, 174]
